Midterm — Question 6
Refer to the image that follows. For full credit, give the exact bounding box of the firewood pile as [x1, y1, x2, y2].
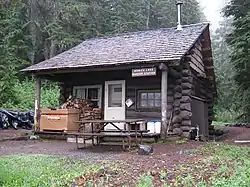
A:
[61, 96, 102, 132]
[61, 96, 102, 119]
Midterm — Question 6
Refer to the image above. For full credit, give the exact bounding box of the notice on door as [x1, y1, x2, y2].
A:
[132, 67, 157, 77]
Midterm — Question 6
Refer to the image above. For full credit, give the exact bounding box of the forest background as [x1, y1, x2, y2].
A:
[0, 0, 249, 123]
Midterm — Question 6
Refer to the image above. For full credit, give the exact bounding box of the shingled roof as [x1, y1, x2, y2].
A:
[22, 23, 209, 72]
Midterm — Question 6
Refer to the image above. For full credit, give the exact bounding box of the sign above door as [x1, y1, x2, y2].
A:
[132, 67, 157, 77]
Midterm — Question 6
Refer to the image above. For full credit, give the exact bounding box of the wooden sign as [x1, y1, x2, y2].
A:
[132, 67, 157, 77]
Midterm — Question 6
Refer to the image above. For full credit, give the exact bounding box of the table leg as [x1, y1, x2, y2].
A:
[76, 135, 79, 149]
[122, 137, 125, 150]
[140, 132, 143, 144]
[135, 123, 138, 146]
[128, 136, 131, 151]
[91, 122, 95, 146]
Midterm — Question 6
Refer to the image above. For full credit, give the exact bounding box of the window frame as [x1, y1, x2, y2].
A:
[137, 89, 161, 110]
[73, 85, 102, 108]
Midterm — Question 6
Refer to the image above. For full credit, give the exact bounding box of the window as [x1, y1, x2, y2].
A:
[138, 90, 161, 109]
[73, 85, 102, 108]
[108, 84, 122, 107]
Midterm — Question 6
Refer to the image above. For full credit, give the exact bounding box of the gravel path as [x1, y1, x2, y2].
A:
[1, 126, 250, 161]
[0, 139, 124, 161]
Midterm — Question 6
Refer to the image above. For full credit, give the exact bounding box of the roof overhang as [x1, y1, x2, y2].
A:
[22, 58, 181, 75]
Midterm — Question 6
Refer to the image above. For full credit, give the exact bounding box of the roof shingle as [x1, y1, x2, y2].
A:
[22, 23, 209, 72]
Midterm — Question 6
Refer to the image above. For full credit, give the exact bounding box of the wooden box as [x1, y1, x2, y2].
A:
[40, 108, 80, 132]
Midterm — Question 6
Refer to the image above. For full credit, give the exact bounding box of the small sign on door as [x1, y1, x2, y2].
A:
[132, 67, 157, 77]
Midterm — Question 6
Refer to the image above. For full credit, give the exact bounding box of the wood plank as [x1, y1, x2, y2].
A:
[188, 56, 205, 74]
[75, 119, 146, 123]
[161, 65, 168, 138]
[34, 77, 41, 131]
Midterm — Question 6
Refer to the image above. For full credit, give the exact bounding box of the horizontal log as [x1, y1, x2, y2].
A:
[180, 126, 192, 132]
[173, 123, 181, 128]
[180, 96, 191, 103]
[182, 120, 192, 126]
[173, 128, 183, 136]
[169, 68, 182, 78]
[182, 90, 191, 96]
[180, 103, 191, 111]
[180, 111, 192, 120]
[176, 79, 182, 84]
[174, 107, 181, 115]
[173, 99, 181, 107]
[182, 82, 192, 89]
[174, 93, 182, 99]
[174, 86, 182, 93]
[172, 115, 182, 124]
[182, 70, 191, 77]
[182, 61, 190, 70]
[182, 76, 193, 83]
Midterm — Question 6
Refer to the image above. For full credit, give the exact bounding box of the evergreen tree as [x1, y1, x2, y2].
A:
[223, 0, 250, 120]
[0, 0, 205, 109]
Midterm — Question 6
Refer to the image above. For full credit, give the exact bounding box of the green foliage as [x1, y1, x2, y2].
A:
[0, 155, 96, 187]
[223, 0, 250, 120]
[0, 0, 205, 109]
[212, 17, 244, 122]
[161, 143, 250, 187]
[136, 173, 154, 187]
[1, 78, 60, 110]
[0, 1, 30, 107]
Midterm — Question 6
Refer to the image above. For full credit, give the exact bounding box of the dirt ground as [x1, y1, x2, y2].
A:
[1, 126, 250, 186]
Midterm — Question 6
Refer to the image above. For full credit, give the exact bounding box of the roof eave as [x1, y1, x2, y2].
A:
[21, 57, 181, 74]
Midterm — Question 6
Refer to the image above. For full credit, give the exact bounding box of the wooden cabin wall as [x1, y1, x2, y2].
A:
[171, 37, 214, 138]
[168, 37, 214, 138]
[188, 40, 206, 77]
[57, 69, 175, 121]
[126, 75, 175, 120]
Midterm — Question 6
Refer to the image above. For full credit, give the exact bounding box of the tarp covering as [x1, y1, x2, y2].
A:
[0, 109, 34, 130]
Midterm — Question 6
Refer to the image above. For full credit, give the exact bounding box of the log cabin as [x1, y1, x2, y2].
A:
[22, 2, 216, 140]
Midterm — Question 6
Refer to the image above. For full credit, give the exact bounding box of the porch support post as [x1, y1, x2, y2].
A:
[160, 63, 168, 139]
[34, 77, 41, 132]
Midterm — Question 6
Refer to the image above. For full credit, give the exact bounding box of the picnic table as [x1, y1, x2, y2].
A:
[67, 119, 149, 150]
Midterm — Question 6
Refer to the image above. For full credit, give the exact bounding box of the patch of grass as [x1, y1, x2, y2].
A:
[212, 121, 227, 126]
[165, 143, 250, 187]
[0, 154, 100, 187]
[175, 138, 187, 144]
[136, 173, 154, 187]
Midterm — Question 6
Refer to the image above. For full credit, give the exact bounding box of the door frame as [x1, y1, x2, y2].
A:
[104, 80, 126, 120]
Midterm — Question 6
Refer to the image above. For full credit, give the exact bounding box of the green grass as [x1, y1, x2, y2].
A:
[0, 154, 100, 187]
[167, 143, 250, 187]
[212, 121, 228, 126]
[136, 173, 154, 187]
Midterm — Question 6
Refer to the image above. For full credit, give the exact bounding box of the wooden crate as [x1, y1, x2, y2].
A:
[40, 108, 80, 132]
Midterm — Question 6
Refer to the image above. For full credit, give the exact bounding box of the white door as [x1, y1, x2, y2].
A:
[104, 80, 125, 130]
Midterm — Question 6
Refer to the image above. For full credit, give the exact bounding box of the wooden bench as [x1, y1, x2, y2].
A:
[67, 129, 149, 150]
[70, 119, 148, 151]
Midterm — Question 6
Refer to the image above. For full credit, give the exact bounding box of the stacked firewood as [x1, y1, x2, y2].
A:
[61, 96, 102, 120]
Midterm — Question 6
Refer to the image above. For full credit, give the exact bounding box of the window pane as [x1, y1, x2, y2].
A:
[108, 84, 122, 107]
[75, 88, 86, 99]
[155, 93, 161, 99]
[88, 88, 99, 100]
[138, 90, 161, 109]
[140, 100, 148, 107]
[148, 93, 154, 99]
[141, 93, 147, 99]
[155, 99, 161, 107]
[148, 100, 154, 107]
